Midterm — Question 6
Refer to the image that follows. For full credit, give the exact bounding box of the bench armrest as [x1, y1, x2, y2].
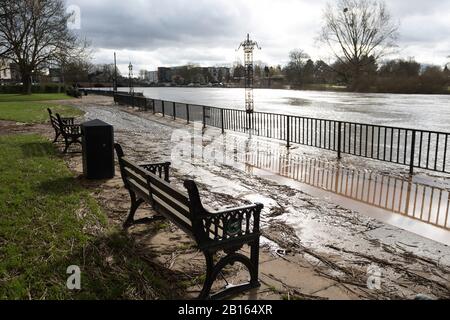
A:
[61, 117, 75, 125]
[140, 162, 171, 182]
[198, 203, 263, 242]
[61, 124, 82, 135]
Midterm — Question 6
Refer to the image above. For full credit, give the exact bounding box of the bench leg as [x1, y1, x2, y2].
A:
[53, 131, 60, 143]
[250, 238, 260, 286]
[198, 250, 260, 300]
[63, 138, 70, 153]
[198, 251, 215, 300]
[124, 192, 145, 229]
[63, 138, 82, 153]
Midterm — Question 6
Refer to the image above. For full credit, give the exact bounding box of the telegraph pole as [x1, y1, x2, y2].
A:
[113, 52, 118, 93]
[128, 62, 134, 95]
[237, 34, 261, 133]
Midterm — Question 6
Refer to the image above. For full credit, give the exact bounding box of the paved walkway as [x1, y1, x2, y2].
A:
[56, 96, 450, 300]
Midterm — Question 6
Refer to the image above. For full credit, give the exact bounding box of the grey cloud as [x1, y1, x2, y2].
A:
[67, 0, 450, 66]
[71, 0, 246, 50]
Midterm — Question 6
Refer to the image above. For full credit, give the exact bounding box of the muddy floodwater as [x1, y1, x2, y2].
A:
[87, 90, 450, 243]
[124, 87, 450, 132]
[62, 96, 450, 299]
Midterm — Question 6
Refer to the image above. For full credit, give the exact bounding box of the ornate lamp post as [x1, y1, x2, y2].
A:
[237, 34, 261, 132]
[128, 62, 134, 95]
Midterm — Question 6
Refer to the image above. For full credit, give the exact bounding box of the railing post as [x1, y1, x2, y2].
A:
[410, 130, 416, 175]
[144, 98, 147, 111]
[202, 106, 206, 129]
[221, 109, 225, 134]
[286, 115, 291, 148]
[173, 102, 176, 120]
[162, 100, 165, 117]
[337, 121, 342, 159]
[152, 99, 155, 114]
[186, 104, 190, 124]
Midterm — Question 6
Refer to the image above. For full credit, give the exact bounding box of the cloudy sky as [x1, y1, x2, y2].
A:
[66, 0, 450, 74]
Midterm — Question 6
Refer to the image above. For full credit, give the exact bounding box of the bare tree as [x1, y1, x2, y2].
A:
[0, 0, 86, 94]
[284, 49, 310, 86]
[319, 0, 399, 90]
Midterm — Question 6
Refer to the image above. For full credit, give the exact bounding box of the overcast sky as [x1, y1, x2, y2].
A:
[67, 0, 450, 74]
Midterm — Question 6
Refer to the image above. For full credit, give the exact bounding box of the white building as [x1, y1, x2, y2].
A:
[0, 59, 12, 81]
[143, 70, 158, 84]
[0, 59, 20, 83]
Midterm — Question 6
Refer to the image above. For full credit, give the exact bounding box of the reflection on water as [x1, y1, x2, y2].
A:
[204, 135, 450, 231]
[245, 152, 449, 230]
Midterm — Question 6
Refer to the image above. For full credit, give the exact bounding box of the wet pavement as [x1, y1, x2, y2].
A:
[59, 95, 450, 299]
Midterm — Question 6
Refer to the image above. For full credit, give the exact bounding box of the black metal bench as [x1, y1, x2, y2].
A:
[47, 108, 76, 143]
[114, 144, 263, 300]
[55, 113, 82, 153]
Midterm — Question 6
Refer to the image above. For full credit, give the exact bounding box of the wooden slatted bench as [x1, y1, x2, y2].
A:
[114, 144, 264, 300]
[55, 113, 82, 153]
[47, 108, 76, 143]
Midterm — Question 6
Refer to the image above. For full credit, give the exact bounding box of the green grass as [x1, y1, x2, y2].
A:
[0, 94, 83, 123]
[0, 135, 176, 299]
[0, 93, 73, 102]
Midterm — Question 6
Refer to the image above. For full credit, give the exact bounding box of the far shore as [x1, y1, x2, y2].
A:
[83, 84, 450, 95]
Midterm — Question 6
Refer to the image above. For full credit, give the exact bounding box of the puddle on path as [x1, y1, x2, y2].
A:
[191, 132, 450, 245]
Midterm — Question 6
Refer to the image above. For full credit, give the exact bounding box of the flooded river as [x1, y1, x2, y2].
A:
[90, 89, 450, 243]
[128, 87, 450, 132]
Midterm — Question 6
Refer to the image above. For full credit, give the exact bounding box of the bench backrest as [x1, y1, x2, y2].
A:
[114, 144, 257, 246]
[146, 168, 194, 236]
[115, 144, 199, 238]
[48, 108, 61, 131]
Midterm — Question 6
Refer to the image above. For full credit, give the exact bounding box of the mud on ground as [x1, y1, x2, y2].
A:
[3, 95, 449, 300]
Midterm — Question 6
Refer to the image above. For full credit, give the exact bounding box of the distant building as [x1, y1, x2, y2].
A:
[142, 70, 158, 84]
[48, 68, 62, 83]
[207, 67, 230, 83]
[157, 65, 230, 84]
[158, 67, 173, 83]
[0, 59, 20, 83]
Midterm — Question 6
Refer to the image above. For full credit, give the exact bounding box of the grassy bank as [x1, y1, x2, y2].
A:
[0, 93, 83, 123]
[0, 93, 73, 102]
[0, 134, 175, 299]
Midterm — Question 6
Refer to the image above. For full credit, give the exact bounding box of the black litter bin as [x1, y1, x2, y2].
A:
[81, 119, 115, 179]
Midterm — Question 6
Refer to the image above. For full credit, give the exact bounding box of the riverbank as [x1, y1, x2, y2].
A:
[59, 95, 450, 299]
[90, 84, 450, 95]
[0, 101, 176, 299]
[2, 93, 448, 299]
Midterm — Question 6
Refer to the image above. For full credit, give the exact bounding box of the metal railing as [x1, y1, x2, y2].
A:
[200, 134, 450, 230]
[90, 91, 450, 175]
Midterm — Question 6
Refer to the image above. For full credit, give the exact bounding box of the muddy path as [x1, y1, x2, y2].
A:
[29, 96, 450, 299]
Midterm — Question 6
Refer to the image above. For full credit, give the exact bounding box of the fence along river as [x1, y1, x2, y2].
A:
[106, 91, 450, 175]
[86, 89, 450, 239]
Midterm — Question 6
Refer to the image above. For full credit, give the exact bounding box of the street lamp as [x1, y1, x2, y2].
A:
[128, 62, 134, 95]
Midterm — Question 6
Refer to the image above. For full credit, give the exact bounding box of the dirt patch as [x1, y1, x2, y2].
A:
[0, 120, 51, 137]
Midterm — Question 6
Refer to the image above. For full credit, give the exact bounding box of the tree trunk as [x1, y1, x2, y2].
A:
[350, 65, 362, 92]
[21, 71, 32, 95]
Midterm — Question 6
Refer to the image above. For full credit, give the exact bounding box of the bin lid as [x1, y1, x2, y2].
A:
[81, 119, 112, 127]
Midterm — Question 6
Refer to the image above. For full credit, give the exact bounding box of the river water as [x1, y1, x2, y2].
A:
[127, 87, 450, 132]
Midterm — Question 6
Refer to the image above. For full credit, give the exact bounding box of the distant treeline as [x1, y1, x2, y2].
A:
[56, 54, 449, 95]
[251, 50, 450, 94]
[233, 53, 450, 94]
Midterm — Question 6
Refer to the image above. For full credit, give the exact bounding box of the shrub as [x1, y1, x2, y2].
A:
[0, 83, 66, 94]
